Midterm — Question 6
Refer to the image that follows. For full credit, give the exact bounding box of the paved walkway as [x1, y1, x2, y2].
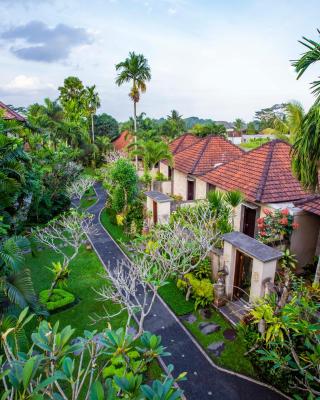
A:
[87, 183, 284, 400]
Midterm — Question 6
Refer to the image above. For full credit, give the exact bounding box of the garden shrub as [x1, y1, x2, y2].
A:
[103, 350, 146, 379]
[155, 171, 167, 181]
[193, 258, 212, 279]
[124, 199, 144, 236]
[39, 288, 75, 311]
[177, 273, 214, 310]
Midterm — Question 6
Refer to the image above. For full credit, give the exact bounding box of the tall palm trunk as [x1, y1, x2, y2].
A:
[91, 113, 95, 144]
[133, 100, 138, 170]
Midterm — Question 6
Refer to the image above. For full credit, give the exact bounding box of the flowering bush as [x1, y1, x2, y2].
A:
[257, 208, 298, 245]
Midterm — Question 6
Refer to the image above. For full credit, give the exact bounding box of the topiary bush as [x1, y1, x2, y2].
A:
[39, 289, 75, 311]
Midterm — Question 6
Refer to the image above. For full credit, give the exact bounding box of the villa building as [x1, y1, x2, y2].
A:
[0, 101, 26, 122]
[112, 130, 133, 154]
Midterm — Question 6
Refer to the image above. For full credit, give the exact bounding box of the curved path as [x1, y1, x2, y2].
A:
[87, 183, 285, 400]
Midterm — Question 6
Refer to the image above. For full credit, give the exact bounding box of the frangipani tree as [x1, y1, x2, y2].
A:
[34, 210, 95, 295]
[94, 201, 220, 339]
[66, 176, 96, 204]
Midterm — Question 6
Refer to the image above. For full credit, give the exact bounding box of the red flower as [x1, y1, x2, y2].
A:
[281, 208, 289, 216]
[292, 222, 299, 229]
[257, 217, 264, 224]
[279, 217, 288, 225]
[259, 231, 267, 236]
[263, 208, 272, 215]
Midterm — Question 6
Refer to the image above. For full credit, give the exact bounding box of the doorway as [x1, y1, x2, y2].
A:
[242, 206, 257, 238]
[153, 201, 158, 224]
[233, 250, 253, 301]
[187, 179, 195, 200]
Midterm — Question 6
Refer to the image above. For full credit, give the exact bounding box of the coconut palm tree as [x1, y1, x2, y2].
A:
[225, 190, 244, 229]
[233, 118, 245, 132]
[85, 85, 101, 144]
[292, 29, 320, 104]
[115, 52, 151, 168]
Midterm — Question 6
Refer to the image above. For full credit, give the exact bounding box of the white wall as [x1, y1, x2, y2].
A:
[172, 169, 187, 200]
[195, 178, 207, 200]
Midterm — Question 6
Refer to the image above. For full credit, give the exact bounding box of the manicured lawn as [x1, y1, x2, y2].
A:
[158, 280, 194, 315]
[80, 186, 97, 209]
[100, 208, 130, 244]
[26, 245, 127, 335]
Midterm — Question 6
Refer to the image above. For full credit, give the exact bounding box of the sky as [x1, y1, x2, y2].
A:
[0, 0, 319, 122]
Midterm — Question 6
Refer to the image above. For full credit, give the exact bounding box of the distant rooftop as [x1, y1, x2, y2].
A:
[0, 101, 26, 122]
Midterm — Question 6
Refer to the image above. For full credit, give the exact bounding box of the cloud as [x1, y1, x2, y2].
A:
[1, 20, 93, 62]
[0, 75, 55, 95]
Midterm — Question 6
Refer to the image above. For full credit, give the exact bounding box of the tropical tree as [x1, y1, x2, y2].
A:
[115, 52, 151, 168]
[292, 29, 320, 104]
[58, 76, 86, 123]
[161, 110, 186, 138]
[272, 102, 305, 144]
[233, 118, 245, 132]
[130, 140, 172, 188]
[85, 84, 101, 144]
[192, 122, 226, 137]
[94, 113, 119, 140]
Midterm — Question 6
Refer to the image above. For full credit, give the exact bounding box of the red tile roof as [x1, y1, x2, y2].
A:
[0, 101, 26, 122]
[294, 195, 320, 216]
[169, 135, 244, 175]
[169, 133, 201, 154]
[201, 140, 309, 203]
[112, 130, 133, 151]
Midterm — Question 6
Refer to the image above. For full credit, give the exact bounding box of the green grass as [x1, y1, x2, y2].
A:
[239, 138, 270, 150]
[184, 309, 256, 377]
[80, 186, 97, 210]
[100, 208, 130, 244]
[158, 281, 194, 315]
[25, 245, 127, 335]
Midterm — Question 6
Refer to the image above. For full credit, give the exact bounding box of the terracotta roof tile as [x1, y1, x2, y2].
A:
[172, 135, 244, 175]
[112, 130, 133, 151]
[200, 140, 309, 203]
[0, 101, 26, 122]
[169, 133, 201, 154]
[294, 195, 320, 216]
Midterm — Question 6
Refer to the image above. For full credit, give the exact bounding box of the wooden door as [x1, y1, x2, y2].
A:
[242, 206, 256, 238]
[187, 180, 195, 201]
[153, 201, 158, 224]
[233, 250, 253, 300]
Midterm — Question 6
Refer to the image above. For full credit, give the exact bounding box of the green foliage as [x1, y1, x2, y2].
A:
[193, 258, 211, 279]
[243, 282, 320, 397]
[124, 199, 144, 237]
[177, 273, 214, 310]
[108, 158, 138, 213]
[160, 110, 186, 138]
[240, 137, 270, 149]
[1, 316, 184, 399]
[256, 208, 298, 245]
[191, 122, 227, 137]
[39, 288, 75, 311]
[158, 280, 195, 315]
[94, 113, 119, 140]
[155, 171, 167, 181]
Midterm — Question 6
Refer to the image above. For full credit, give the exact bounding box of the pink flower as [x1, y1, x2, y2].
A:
[260, 231, 267, 236]
[263, 208, 272, 215]
[292, 222, 299, 230]
[257, 217, 264, 224]
[279, 217, 288, 225]
[281, 208, 289, 216]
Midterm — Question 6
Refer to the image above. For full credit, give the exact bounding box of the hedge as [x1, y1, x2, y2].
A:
[39, 289, 75, 311]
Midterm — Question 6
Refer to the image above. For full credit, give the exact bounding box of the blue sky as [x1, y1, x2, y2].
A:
[0, 0, 319, 121]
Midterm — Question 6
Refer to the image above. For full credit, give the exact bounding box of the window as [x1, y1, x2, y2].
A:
[168, 166, 172, 180]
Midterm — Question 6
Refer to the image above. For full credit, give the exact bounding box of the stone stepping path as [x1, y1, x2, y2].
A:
[199, 322, 221, 335]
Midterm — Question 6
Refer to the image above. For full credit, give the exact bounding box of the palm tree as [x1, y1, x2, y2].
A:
[233, 118, 245, 132]
[273, 102, 305, 144]
[115, 52, 151, 168]
[292, 29, 320, 104]
[85, 85, 101, 144]
[225, 190, 244, 229]
[131, 140, 172, 188]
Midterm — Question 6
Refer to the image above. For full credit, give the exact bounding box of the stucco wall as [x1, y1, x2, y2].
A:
[172, 169, 187, 200]
[146, 196, 171, 226]
[290, 211, 320, 268]
[250, 259, 277, 302]
[159, 162, 169, 177]
[195, 178, 207, 200]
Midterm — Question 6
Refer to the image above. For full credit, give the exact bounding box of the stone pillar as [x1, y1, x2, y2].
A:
[249, 259, 277, 302]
